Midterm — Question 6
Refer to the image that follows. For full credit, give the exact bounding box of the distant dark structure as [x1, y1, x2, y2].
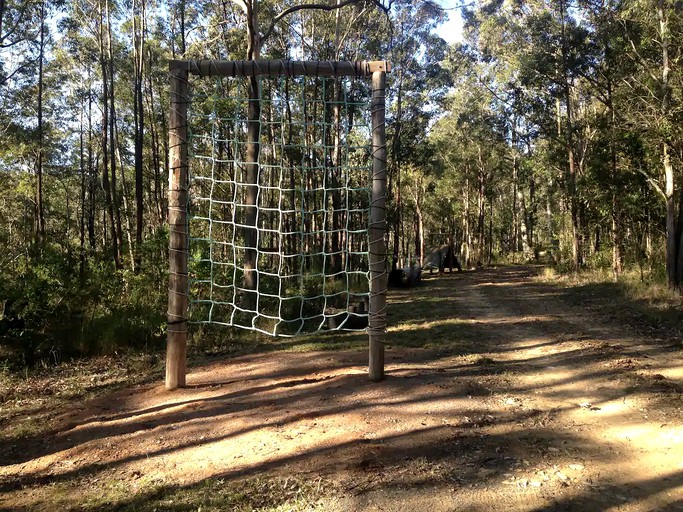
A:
[388, 253, 422, 288]
[423, 245, 462, 274]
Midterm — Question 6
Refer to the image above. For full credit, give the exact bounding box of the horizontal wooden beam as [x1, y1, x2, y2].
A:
[169, 59, 391, 78]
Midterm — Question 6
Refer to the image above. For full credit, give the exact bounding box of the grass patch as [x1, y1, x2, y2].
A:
[191, 280, 481, 358]
[5, 475, 335, 512]
[538, 267, 683, 336]
[474, 356, 496, 366]
[190, 326, 369, 357]
[91, 476, 334, 512]
[0, 352, 164, 447]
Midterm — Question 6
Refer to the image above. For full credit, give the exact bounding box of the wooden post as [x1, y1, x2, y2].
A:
[166, 66, 189, 390]
[369, 70, 388, 382]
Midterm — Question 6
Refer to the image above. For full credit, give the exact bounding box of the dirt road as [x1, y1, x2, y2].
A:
[2, 266, 683, 511]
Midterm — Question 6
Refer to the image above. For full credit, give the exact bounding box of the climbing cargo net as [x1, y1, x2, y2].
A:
[186, 71, 373, 336]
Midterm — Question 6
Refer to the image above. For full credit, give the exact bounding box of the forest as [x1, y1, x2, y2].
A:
[7, 1, 683, 510]
[1, 0, 683, 365]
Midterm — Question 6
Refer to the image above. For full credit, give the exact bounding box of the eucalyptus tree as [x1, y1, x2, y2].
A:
[615, 0, 683, 287]
[383, 0, 448, 266]
[0, 0, 68, 249]
[464, 5, 541, 256]
[58, 0, 131, 267]
[130, 0, 146, 271]
[470, 0, 602, 268]
[430, 54, 509, 266]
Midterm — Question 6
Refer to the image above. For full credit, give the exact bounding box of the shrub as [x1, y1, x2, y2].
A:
[0, 239, 167, 368]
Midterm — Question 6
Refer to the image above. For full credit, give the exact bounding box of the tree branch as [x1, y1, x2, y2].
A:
[636, 166, 666, 199]
[0, 0, 32, 46]
[260, 0, 389, 44]
[0, 62, 29, 86]
[231, 0, 248, 14]
[337, 5, 368, 54]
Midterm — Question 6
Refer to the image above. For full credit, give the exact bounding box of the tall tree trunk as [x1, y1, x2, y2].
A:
[35, 0, 46, 242]
[0, 0, 5, 40]
[87, 72, 96, 250]
[99, 0, 119, 267]
[511, 117, 521, 254]
[488, 198, 493, 264]
[560, 0, 580, 272]
[546, 178, 556, 257]
[330, 0, 343, 275]
[658, 0, 677, 288]
[609, 126, 622, 279]
[133, 0, 145, 272]
[155, 79, 169, 225]
[330, 79, 343, 275]
[415, 195, 424, 266]
[79, 89, 87, 279]
[603, 25, 622, 280]
[527, 169, 536, 253]
[107, 0, 123, 268]
[284, 78, 297, 259]
[243, 0, 260, 299]
[665, 143, 676, 286]
[675, 187, 683, 286]
[115, 126, 136, 269]
[179, 0, 186, 56]
[390, 74, 403, 268]
[462, 174, 471, 267]
[146, 70, 163, 227]
[477, 147, 486, 263]
[512, 153, 519, 254]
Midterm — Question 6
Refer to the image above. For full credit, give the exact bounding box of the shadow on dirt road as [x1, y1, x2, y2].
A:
[2, 266, 683, 511]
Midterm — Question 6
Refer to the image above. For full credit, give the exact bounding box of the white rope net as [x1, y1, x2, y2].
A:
[187, 73, 372, 336]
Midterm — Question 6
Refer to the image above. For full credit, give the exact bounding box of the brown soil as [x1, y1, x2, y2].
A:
[2, 266, 683, 511]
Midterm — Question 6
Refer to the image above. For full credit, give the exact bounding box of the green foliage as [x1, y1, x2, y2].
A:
[0, 247, 75, 366]
[0, 239, 167, 367]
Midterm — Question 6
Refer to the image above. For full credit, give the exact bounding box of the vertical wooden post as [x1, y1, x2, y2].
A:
[369, 70, 388, 382]
[166, 66, 189, 390]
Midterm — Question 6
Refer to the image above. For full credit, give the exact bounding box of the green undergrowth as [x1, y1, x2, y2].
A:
[0, 237, 168, 369]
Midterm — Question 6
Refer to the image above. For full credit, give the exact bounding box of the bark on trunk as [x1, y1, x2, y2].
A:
[665, 144, 676, 287]
[107, 1, 123, 268]
[99, 0, 120, 267]
[659, 0, 677, 288]
[79, 92, 86, 279]
[462, 175, 471, 267]
[35, 0, 46, 242]
[242, 0, 261, 301]
[87, 72, 96, 250]
[133, 0, 145, 272]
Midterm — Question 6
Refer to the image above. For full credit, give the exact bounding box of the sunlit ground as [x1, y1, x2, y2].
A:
[2, 266, 683, 511]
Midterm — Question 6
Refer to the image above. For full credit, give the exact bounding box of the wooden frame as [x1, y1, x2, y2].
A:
[169, 59, 390, 77]
[166, 59, 389, 390]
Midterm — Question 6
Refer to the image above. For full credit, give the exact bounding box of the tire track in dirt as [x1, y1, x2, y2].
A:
[442, 266, 683, 511]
